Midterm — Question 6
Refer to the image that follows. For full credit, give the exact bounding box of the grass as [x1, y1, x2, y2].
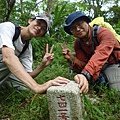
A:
[0, 43, 120, 120]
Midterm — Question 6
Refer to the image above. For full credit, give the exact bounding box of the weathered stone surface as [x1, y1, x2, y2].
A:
[46, 81, 83, 120]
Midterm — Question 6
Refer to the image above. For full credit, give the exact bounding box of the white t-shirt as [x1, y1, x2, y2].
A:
[0, 22, 33, 72]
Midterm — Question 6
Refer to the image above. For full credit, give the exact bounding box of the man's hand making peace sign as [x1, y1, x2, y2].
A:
[60, 42, 74, 62]
[41, 44, 54, 67]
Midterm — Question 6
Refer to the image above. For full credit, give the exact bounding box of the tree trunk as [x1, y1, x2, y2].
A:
[45, 0, 57, 17]
[5, 0, 16, 21]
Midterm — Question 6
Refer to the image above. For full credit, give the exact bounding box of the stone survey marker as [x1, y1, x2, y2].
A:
[47, 81, 83, 120]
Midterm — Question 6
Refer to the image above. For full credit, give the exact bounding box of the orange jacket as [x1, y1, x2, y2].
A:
[72, 26, 120, 80]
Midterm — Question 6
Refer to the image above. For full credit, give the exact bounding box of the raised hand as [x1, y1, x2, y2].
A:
[60, 42, 73, 61]
[41, 44, 54, 67]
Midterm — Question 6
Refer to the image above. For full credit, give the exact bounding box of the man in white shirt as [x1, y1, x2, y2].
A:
[0, 14, 69, 93]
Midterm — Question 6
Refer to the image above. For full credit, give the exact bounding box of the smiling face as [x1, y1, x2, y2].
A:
[28, 19, 47, 37]
[69, 18, 89, 39]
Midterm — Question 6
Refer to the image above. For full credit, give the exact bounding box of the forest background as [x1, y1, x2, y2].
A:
[0, 0, 120, 120]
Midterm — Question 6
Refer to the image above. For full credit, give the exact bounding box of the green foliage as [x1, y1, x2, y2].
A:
[35, 42, 75, 84]
[106, 4, 120, 25]
[0, 88, 49, 120]
[0, 0, 120, 120]
[0, 1, 7, 22]
[1, 41, 120, 119]
[31, 35, 55, 60]
[1, 63, 120, 120]
[49, 1, 84, 43]
[115, 20, 120, 34]
[9, 0, 40, 25]
[83, 87, 120, 120]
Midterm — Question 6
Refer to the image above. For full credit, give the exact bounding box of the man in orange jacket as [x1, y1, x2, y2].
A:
[60, 11, 120, 94]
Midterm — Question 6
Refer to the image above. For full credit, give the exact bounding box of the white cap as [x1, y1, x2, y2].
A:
[32, 14, 50, 31]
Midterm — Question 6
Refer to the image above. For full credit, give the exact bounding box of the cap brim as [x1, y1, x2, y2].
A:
[64, 26, 72, 35]
[35, 16, 50, 31]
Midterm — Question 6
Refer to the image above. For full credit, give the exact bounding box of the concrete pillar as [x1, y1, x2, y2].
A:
[46, 81, 83, 120]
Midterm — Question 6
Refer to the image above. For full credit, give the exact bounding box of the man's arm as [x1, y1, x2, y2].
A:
[29, 44, 54, 78]
[28, 62, 45, 78]
[2, 46, 40, 91]
[2, 46, 69, 93]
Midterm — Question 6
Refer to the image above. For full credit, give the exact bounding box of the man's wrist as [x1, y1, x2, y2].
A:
[69, 56, 75, 65]
[81, 71, 91, 81]
[40, 62, 46, 68]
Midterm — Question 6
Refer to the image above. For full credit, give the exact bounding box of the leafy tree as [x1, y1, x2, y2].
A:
[78, 0, 109, 18]
[106, 0, 120, 33]
[77, 0, 120, 33]
[0, 0, 14, 22]
[0, 0, 120, 59]
[49, 1, 86, 42]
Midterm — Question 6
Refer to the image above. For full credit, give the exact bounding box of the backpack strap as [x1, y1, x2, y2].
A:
[78, 39, 92, 58]
[12, 22, 21, 42]
[92, 24, 119, 64]
[11, 22, 30, 56]
[19, 40, 30, 56]
[78, 39, 86, 54]
[92, 24, 101, 53]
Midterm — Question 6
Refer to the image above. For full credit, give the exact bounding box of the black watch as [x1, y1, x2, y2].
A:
[81, 71, 91, 81]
